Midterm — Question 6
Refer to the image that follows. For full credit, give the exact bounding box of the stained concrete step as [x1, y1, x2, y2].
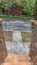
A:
[13, 31, 22, 42]
[4, 54, 31, 62]
[2, 62, 33, 65]
[2, 54, 33, 65]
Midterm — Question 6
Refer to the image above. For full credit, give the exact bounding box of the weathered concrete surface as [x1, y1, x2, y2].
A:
[0, 30, 33, 65]
[13, 31, 22, 42]
[5, 41, 30, 54]
[2, 54, 33, 65]
[0, 19, 7, 64]
[5, 31, 30, 54]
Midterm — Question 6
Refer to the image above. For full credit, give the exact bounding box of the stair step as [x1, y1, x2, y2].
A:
[1, 54, 33, 65]
[2, 62, 33, 65]
[4, 54, 31, 62]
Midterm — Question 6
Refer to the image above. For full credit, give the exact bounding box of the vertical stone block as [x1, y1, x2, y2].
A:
[0, 19, 7, 64]
[30, 21, 37, 65]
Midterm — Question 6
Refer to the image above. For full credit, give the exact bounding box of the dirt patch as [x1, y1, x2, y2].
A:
[3, 31, 13, 41]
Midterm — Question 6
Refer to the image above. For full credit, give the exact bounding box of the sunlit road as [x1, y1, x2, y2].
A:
[2, 19, 32, 31]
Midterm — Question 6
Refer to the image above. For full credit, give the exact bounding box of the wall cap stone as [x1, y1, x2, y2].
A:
[31, 20, 37, 26]
[0, 19, 2, 21]
[0, 19, 3, 24]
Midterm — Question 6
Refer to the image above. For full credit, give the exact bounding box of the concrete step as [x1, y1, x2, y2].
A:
[1, 54, 33, 65]
[4, 55, 31, 62]
[2, 62, 33, 65]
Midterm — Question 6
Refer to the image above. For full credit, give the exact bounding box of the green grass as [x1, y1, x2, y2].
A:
[0, 15, 9, 18]
[0, 15, 33, 20]
[21, 32, 31, 42]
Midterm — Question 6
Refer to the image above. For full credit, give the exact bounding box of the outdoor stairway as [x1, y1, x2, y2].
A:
[1, 31, 33, 65]
[5, 31, 30, 54]
[2, 54, 33, 65]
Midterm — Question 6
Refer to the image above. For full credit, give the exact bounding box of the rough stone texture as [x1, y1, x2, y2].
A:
[30, 1, 37, 65]
[30, 21, 37, 65]
[0, 19, 7, 64]
[3, 31, 13, 41]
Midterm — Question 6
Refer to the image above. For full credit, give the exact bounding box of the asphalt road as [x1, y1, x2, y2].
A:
[2, 19, 32, 31]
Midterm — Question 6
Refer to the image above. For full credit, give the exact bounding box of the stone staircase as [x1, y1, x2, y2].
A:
[2, 54, 33, 65]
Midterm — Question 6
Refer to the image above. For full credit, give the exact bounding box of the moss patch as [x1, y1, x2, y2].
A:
[21, 32, 31, 42]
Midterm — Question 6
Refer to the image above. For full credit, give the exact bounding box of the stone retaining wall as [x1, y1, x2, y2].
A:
[0, 19, 7, 64]
[30, 20, 37, 65]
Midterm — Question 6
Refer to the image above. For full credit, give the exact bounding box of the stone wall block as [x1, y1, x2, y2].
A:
[0, 19, 7, 63]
